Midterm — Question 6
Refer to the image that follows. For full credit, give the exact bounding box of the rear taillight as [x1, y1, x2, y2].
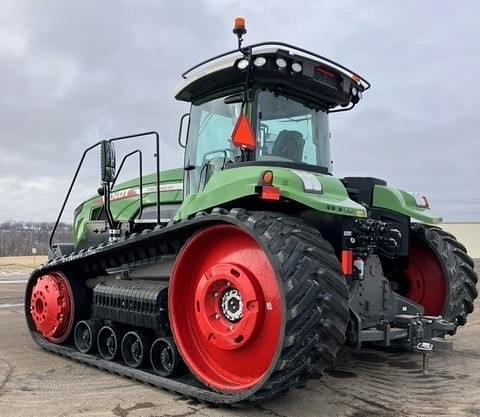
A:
[341, 250, 353, 276]
[256, 170, 281, 201]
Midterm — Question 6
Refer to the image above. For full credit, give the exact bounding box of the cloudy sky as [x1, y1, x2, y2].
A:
[0, 0, 478, 223]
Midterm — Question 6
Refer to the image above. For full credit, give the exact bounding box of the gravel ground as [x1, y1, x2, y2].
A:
[0, 261, 478, 417]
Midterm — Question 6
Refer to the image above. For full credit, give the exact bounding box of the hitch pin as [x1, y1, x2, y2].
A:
[416, 342, 433, 375]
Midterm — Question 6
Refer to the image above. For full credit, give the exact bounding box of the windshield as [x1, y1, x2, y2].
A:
[256, 90, 331, 171]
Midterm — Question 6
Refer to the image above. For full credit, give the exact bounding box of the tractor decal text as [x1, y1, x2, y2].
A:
[96, 182, 183, 204]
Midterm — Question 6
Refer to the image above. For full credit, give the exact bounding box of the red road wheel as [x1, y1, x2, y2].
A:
[29, 272, 74, 343]
[404, 241, 447, 316]
[169, 224, 283, 393]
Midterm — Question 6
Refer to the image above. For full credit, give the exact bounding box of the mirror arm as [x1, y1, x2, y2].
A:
[102, 182, 115, 229]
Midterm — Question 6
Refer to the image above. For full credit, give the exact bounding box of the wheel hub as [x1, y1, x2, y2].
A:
[160, 347, 173, 369]
[30, 272, 73, 342]
[107, 335, 116, 354]
[131, 340, 142, 361]
[82, 329, 91, 344]
[194, 263, 262, 351]
[221, 289, 243, 322]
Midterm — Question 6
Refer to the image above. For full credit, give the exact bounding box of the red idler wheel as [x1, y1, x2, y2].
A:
[169, 224, 283, 394]
[29, 272, 74, 343]
[404, 241, 447, 316]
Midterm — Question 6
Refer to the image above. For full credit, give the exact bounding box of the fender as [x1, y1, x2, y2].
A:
[74, 168, 184, 247]
[372, 185, 442, 224]
[175, 166, 367, 220]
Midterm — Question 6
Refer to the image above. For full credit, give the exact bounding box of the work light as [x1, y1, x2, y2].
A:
[237, 59, 249, 70]
[291, 62, 303, 73]
[275, 57, 287, 69]
[253, 56, 266, 67]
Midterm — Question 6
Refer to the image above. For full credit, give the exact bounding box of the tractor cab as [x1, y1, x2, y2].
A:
[176, 23, 369, 195]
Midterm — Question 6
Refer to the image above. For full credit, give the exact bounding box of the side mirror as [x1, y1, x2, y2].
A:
[100, 140, 116, 182]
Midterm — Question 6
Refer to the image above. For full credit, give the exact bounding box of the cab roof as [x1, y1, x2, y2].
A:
[175, 42, 370, 112]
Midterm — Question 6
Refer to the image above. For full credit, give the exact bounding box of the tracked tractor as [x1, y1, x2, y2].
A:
[25, 19, 477, 404]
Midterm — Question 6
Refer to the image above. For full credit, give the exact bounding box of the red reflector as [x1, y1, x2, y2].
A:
[315, 66, 336, 78]
[341, 250, 353, 276]
[232, 114, 256, 150]
[260, 186, 280, 201]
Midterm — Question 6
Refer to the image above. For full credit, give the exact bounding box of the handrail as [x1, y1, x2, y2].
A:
[49, 141, 102, 251]
[49, 131, 161, 252]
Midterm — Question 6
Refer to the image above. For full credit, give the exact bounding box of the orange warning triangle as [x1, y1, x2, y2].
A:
[231, 114, 256, 150]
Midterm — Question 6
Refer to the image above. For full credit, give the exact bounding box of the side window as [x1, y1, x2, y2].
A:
[195, 112, 237, 166]
[185, 97, 242, 194]
[260, 117, 314, 164]
[256, 91, 331, 169]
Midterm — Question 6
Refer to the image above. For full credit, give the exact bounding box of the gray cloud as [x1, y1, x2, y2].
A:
[0, 0, 478, 222]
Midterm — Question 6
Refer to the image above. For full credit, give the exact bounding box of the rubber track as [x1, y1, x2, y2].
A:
[411, 223, 478, 334]
[25, 208, 349, 405]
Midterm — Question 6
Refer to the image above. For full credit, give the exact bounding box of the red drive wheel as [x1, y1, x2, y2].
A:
[169, 225, 283, 393]
[29, 272, 74, 343]
[404, 241, 447, 316]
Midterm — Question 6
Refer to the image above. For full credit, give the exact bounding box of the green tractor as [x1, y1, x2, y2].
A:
[25, 19, 477, 404]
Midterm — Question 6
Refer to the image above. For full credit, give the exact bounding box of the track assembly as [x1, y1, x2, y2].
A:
[26, 210, 351, 404]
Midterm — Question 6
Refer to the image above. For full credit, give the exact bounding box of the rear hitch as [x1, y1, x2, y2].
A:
[396, 313, 454, 375]
[415, 341, 433, 375]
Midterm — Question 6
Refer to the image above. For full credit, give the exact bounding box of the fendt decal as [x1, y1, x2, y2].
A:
[97, 182, 183, 204]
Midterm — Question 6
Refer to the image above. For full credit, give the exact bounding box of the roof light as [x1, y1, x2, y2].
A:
[275, 57, 287, 69]
[291, 62, 303, 73]
[233, 17, 246, 33]
[253, 56, 266, 67]
[237, 59, 249, 70]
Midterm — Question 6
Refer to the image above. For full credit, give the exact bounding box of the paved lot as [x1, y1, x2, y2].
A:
[0, 263, 479, 417]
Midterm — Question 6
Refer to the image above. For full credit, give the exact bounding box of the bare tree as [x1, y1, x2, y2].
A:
[0, 221, 73, 256]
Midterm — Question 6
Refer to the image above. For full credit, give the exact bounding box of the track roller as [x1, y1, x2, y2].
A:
[97, 325, 123, 360]
[150, 337, 182, 377]
[74, 319, 102, 354]
[121, 331, 151, 368]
